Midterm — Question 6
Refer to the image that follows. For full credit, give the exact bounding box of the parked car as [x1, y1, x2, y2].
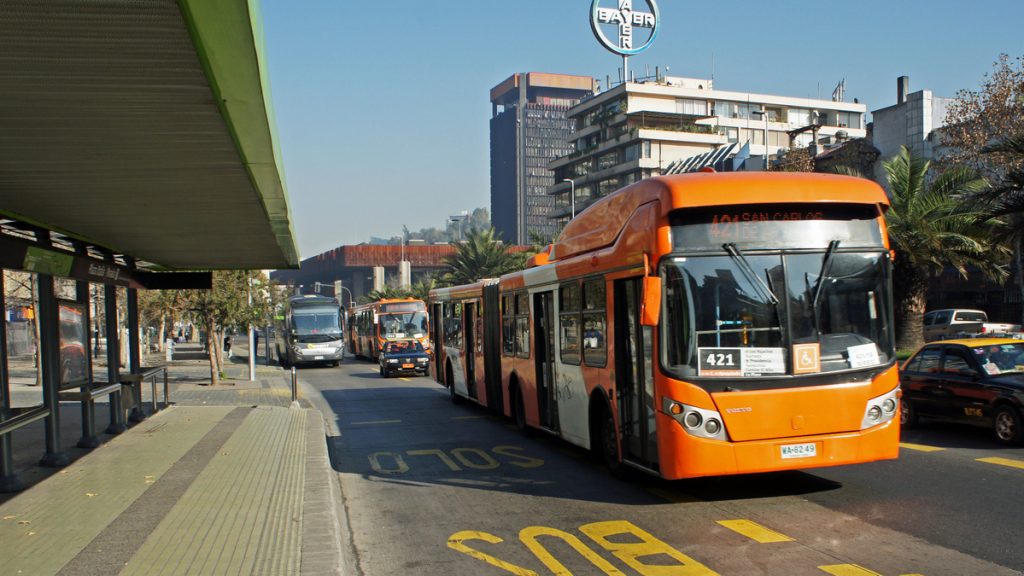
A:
[899, 338, 1024, 445]
[379, 339, 430, 378]
[922, 309, 1021, 342]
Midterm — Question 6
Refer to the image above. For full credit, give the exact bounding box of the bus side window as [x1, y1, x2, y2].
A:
[502, 294, 515, 356]
[582, 279, 607, 367]
[515, 292, 530, 358]
[560, 282, 581, 365]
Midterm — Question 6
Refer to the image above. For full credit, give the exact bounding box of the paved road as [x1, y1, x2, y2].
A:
[302, 357, 1024, 576]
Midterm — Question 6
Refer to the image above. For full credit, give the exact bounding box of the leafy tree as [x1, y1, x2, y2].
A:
[963, 135, 1024, 323]
[883, 146, 1006, 350]
[185, 270, 271, 385]
[439, 227, 526, 286]
[943, 53, 1024, 179]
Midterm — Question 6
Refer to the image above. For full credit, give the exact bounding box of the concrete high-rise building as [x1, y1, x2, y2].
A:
[871, 76, 954, 180]
[548, 75, 868, 226]
[490, 73, 596, 244]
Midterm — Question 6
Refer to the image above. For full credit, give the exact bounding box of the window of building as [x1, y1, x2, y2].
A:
[598, 151, 620, 170]
[642, 141, 652, 159]
[837, 111, 862, 129]
[598, 177, 621, 196]
[624, 143, 641, 162]
[788, 108, 811, 126]
[676, 98, 708, 116]
[559, 282, 581, 365]
[582, 279, 607, 367]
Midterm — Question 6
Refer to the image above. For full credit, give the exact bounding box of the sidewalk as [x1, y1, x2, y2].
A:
[0, 342, 345, 575]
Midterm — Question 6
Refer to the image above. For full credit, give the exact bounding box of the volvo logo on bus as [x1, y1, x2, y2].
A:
[590, 0, 660, 56]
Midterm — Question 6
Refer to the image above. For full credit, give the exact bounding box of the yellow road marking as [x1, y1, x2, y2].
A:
[977, 456, 1024, 470]
[899, 442, 945, 452]
[818, 564, 881, 576]
[717, 519, 793, 543]
[350, 419, 401, 425]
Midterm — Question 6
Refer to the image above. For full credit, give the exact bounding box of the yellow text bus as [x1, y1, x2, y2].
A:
[430, 172, 899, 479]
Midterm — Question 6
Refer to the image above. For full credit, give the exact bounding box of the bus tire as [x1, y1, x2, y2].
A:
[993, 404, 1024, 446]
[900, 399, 918, 429]
[447, 364, 462, 405]
[597, 404, 626, 479]
[511, 382, 532, 436]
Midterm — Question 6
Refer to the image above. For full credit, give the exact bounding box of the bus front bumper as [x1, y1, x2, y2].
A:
[656, 413, 900, 480]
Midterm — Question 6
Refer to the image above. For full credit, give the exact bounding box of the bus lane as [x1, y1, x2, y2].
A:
[306, 362, 1020, 576]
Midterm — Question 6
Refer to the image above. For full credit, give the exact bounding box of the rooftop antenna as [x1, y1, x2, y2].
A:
[711, 52, 715, 83]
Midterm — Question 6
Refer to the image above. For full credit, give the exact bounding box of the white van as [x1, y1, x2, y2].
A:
[923, 309, 1021, 342]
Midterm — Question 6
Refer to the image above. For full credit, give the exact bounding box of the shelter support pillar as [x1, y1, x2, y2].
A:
[126, 287, 144, 422]
[0, 272, 25, 491]
[105, 284, 126, 434]
[76, 270, 100, 449]
[38, 273, 69, 467]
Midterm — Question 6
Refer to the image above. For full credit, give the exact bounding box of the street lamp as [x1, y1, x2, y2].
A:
[751, 109, 770, 171]
[448, 214, 467, 241]
[562, 178, 576, 219]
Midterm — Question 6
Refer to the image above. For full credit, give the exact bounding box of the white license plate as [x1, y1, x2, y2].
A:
[780, 442, 816, 459]
[314, 355, 324, 360]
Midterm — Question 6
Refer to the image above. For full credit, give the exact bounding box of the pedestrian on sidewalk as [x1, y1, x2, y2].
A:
[253, 331, 259, 358]
[224, 335, 232, 359]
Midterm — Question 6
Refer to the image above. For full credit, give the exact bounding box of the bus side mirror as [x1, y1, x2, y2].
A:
[641, 276, 661, 327]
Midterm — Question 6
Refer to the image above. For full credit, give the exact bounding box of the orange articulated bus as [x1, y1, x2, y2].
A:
[348, 298, 430, 361]
[430, 172, 900, 479]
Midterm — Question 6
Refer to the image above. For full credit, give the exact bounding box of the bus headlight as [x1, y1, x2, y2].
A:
[861, 387, 899, 429]
[662, 398, 729, 441]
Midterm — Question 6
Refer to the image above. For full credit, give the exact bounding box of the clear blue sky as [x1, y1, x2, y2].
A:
[260, 0, 1023, 258]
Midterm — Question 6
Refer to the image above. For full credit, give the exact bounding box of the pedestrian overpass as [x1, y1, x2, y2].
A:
[0, 0, 299, 491]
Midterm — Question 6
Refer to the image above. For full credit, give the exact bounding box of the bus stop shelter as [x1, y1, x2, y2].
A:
[0, 0, 299, 491]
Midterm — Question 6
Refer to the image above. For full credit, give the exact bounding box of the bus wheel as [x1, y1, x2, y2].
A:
[599, 407, 625, 479]
[512, 386, 532, 436]
[993, 405, 1023, 446]
[900, 399, 918, 429]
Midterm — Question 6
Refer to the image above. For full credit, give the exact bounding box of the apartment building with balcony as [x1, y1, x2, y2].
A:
[548, 76, 868, 222]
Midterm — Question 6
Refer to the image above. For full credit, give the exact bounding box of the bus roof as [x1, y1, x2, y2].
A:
[551, 172, 888, 263]
[289, 295, 339, 307]
[429, 279, 498, 302]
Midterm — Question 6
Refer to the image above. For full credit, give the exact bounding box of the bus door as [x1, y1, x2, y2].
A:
[533, 291, 559, 431]
[482, 283, 504, 412]
[431, 303, 443, 383]
[464, 302, 478, 400]
[614, 278, 658, 470]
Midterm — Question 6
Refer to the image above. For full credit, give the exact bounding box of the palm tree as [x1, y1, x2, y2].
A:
[884, 146, 1006, 350]
[973, 135, 1024, 324]
[440, 227, 525, 286]
[359, 285, 413, 303]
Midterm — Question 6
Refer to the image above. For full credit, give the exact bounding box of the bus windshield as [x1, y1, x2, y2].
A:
[379, 312, 428, 339]
[662, 249, 894, 381]
[292, 307, 342, 342]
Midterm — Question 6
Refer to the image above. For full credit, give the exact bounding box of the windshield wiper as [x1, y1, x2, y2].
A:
[723, 243, 779, 305]
[812, 240, 840, 313]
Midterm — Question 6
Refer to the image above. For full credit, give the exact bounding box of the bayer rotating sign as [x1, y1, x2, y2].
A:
[590, 0, 660, 56]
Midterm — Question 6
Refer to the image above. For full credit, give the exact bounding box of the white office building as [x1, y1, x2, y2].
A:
[549, 75, 867, 222]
